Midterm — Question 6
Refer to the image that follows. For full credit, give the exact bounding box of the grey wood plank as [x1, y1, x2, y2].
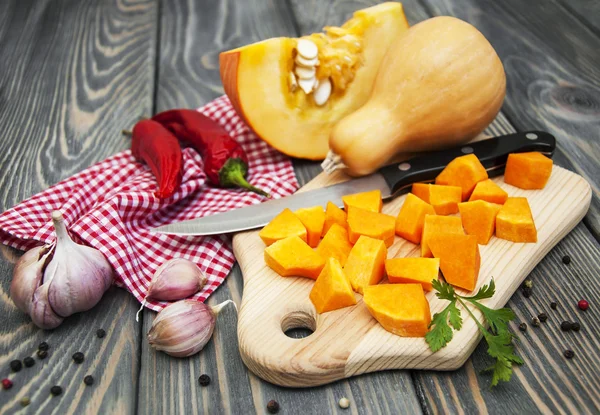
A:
[551, 0, 600, 38]
[0, 0, 157, 413]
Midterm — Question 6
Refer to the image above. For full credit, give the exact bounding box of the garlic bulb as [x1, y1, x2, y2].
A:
[147, 299, 235, 357]
[10, 245, 51, 314]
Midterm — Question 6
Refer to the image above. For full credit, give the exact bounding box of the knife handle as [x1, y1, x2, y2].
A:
[378, 131, 556, 199]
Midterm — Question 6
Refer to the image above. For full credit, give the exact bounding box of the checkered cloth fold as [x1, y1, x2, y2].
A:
[0, 96, 299, 311]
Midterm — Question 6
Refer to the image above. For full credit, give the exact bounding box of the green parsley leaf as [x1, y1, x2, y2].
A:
[431, 279, 456, 301]
[448, 301, 463, 330]
[425, 302, 458, 352]
[460, 279, 496, 301]
[471, 302, 516, 336]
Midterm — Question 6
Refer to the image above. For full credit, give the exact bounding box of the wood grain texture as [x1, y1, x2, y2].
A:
[0, 1, 156, 413]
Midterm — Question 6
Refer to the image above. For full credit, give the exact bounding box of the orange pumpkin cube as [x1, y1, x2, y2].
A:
[429, 185, 462, 215]
[347, 206, 396, 247]
[363, 284, 431, 337]
[259, 208, 307, 246]
[421, 215, 464, 258]
[436, 154, 489, 200]
[504, 152, 553, 190]
[496, 197, 537, 243]
[469, 179, 508, 205]
[344, 236, 387, 294]
[317, 223, 354, 267]
[310, 258, 357, 314]
[385, 258, 440, 291]
[294, 206, 325, 248]
[395, 194, 436, 244]
[411, 183, 430, 202]
[322, 202, 347, 236]
[458, 200, 502, 245]
[428, 233, 480, 291]
[264, 236, 325, 280]
[342, 189, 382, 212]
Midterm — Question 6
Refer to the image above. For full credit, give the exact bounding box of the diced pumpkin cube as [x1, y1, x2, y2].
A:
[322, 202, 347, 236]
[294, 206, 325, 248]
[458, 200, 502, 245]
[363, 284, 431, 337]
[395, 194, 436, 244]
[469, 179, 508, 205]
[344, 236, 387, 294]
[259, 208, 307, 246]
[429, 233, 480, 291]
[264, 236, 325, 279]
[411, 183, 430, 202]
[342, 189, 382, 212]
[385, 258, 440, 291]
[504, 152, 553, 190]
[347, 206, 395, 246]
[310, 258, 357, 313]
[436, 154, 489, 200]
[317, 223, 353, 267]
[496, 197, 537, 243]
[429, 184, 462, 215]
[421, 215, 464, 258]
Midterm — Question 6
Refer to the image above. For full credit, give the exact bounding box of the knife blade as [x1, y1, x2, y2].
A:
[151, 131, 555, 236]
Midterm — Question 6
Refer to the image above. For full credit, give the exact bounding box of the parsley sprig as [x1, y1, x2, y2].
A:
[425, 279, 523, 387]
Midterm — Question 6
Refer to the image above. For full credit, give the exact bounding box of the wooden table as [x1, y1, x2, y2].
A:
[1, 1, 598, 413]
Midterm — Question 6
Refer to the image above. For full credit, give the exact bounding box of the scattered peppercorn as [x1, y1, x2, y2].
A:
[571, 322, 581, 332]
[96, 329, 106, 338]
[50, 386, 62, 396]
[198, 374, 210, 387]
[38, 342, 49, 351]
[84, 375, 94, 386]
[23, 357, 35, 368]
[518, 323, 527, 332]
[523, 279, 533, 289]
[339, 397, 350, 409]
[522, 287, 533, 298]
[562, 255, 571, 265]
[37, 350, 48, 359]
[550, 302, 558, 310]
[538, 313, 548, 323]
[20, 397, 30, 407]
[2, 378, 13, 390]
[10, 360, 22, 372]
[72, 352, 85, 364]
[563, 350, 575, 359]
[578, 299, 589, 311]
[560, 321, 573, 331]
[266, 400, 280, 414]
[531, 317, 540, 327]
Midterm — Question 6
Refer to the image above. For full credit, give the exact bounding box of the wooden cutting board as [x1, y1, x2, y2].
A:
[232, 166, 591, 387]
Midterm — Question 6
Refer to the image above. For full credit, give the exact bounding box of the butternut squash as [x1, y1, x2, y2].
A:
[469, 179, 508, 205]
[385, 258, 440, 291]
[496, 197, 537, 243]
[294, 206, 325, 248]
[317, 223, 353, 267]
[327, 16, 505, 175]
[411, 183, 430, 203]
[259, 208, 307, 246]
[309, 258, 357, 313]
[264, 236, 325, 280]
[322, 202, 347, 236]
[342, 189, 382, 212]
[436, 154, 489, 201]
[421, 215, 464, 258]
[409, 184, 462, 215]
[428, 233, 480, 291]
[458, 200, 502, 245]
[346, 206, 396, 247]
[395, 193, 436, 244]
[363, 284, 431, 337]
[344, 235, 387, 294]
[504, 152, 553, 190]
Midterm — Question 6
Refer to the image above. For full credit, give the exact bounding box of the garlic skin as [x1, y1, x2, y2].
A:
[147, 258, 207, 302]
[147, 299, 235, 358]
[10, 245, 51, 314]
[30, 283, 64, 329]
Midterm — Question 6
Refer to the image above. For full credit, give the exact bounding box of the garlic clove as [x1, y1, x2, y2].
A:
[10, 245, 52, 314]
[30, 283, 64, 330]
[147, 258, 207, 302]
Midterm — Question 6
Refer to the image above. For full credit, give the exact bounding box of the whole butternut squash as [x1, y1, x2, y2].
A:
[326, 16, 506, 176]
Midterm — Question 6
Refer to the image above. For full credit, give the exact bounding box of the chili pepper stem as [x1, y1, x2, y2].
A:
[219, 158, 271, 198]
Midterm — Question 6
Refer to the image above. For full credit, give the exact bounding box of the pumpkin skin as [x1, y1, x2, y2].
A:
[330, 16, 506, 176]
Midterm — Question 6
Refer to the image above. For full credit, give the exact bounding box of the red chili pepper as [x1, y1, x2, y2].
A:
[131, 119, 183, 198]
[151, 109, 270, 197]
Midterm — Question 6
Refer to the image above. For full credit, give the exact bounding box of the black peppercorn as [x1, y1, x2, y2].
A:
[531, 317, 540, 327]
[10, 360, 23, 372]
[563, 350, 574, 359]
[37, 350, 48, 359]
[84, 375, 94, 386]
[518, 323, 527, 332]
[50, 385, 62, 396]
[198, 374, 210, 386]
[562, 255, 571, 265]
[538, 313, 548, 323]
[267, 400, 280, 414]
[550, 302, 558, 310]
[38, 342, 49, 351]
[96, 329, 106, 338]
[571, 322, 581, 332]
[560, 321, 573, 331]
[23, 357, 35, 368]
[522, 287, 533, 298]
[72, 352, 84, 364]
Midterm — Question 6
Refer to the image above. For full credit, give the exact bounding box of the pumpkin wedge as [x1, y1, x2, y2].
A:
[259, 208, 307, 246]
[395, 193, 436, 244]
[469, 179, 508, 205]
[347, 206, 396, 247]
[436, 154, 488, 200]
[458, 200, 502, 245]
[344, 236, 387, 294]
[310, 258, 357, 313]
[264, 236, 325, 280]
[504, 152, 553, 190]
[294, 206, 325, 248]
[317, 223, 353, 267]
[411, 183, 430, 202]
[409, 184, 462, 215]
[496, 197, 537, 243]
[322, 202, 347, 236]
[421, 215, 464, 258]
[385, 258, 440, 291]
[429, 233, 480, 291]
[342, 189, 382, 212]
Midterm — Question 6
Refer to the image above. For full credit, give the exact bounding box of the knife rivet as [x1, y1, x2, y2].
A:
[397, 162, 411, 171]
[461, 146, 474, 154]
[526, 133, 538, 140]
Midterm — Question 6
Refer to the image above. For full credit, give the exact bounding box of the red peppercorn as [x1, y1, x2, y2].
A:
[578, 299, 589, 311]
[2, 378, 13, 390]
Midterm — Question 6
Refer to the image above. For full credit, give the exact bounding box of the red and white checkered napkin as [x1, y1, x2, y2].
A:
[0, 96, 299, 311]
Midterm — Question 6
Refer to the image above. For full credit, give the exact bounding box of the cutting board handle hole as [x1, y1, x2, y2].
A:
[281, 311, 316, 339]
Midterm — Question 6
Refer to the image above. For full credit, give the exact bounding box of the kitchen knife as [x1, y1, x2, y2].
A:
[151, 131, 555, 236]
